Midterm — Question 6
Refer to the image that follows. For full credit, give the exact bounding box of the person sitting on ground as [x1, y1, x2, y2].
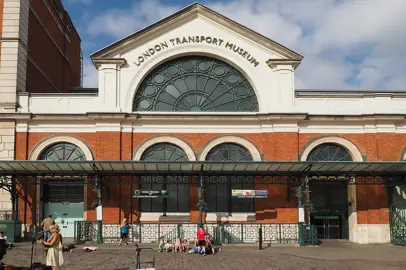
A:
[0, 232, 8, 266]
[205, 235, 215, 255]
[158, 236, 165, 252]
[174, 237, 182, 253]
[165, 240, 174, 252]
[188, 240, 200, 254]
[182, 239, 189, 252]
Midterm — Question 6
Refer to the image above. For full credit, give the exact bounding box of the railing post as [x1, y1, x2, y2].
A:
[259, 225, 262, 250]
[74, 221, 77, 244]
[241, 224, 244, 243]
[220, 223, 225, 244]
[177, 224, 182, 238]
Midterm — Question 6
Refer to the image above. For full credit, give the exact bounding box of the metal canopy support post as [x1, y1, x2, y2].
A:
[11, 176, 16, 220]
[197, 165, 207, 226]
[95, 175, 103, 244]
[296, 179, 305, 246]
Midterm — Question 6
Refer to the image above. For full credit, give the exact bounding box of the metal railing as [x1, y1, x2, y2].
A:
[74, 222, 318, 246]
[390, 202, 406, 246]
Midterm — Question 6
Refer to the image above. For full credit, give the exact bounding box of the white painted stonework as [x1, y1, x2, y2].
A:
[140, 212, 190, 222]
[0, 0, 29, 112]
[0, 121, 15, 211]
[352, 224, 391, 244]
[206, 212, 256, 222]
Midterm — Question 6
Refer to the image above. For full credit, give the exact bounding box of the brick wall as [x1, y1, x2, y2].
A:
[15, 131, 406, 224]
[26, 0, 81, 93]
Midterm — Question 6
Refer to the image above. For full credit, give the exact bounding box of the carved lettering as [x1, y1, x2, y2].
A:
[133, 36, 260, 67]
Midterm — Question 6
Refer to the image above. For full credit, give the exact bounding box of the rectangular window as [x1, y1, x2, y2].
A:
[139, 176, 190, 212]
[206, 176, 255, 213]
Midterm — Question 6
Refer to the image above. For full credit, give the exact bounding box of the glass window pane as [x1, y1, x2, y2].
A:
[206, 183, 217, 212]
[39, 142, 86, 161]
[177, 184, 190, 212]
[133, 56, 259, 112]
[217, 184, 228, 212]
[231, 198, 242, 212]
[166, 184, 177, 212]
[206, 143, 253, 162]
[308, 143, 353, 162]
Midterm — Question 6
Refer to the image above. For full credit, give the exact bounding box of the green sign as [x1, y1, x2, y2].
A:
[132, 190, 168, 198]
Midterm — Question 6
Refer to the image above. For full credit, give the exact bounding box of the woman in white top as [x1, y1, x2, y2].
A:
[41, 225, 64, 270]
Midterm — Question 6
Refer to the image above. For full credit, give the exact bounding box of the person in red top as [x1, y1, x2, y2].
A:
[196, 226, 206, 255]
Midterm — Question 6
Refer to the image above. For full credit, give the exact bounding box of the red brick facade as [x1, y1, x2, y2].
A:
[26, 0, 81, 93]
[15, 131, 404, 226]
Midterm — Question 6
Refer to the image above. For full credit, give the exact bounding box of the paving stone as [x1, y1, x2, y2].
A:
[3, 242, 406, 269]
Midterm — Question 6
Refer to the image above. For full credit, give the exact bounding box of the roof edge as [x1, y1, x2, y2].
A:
[90, 3, 303, 61]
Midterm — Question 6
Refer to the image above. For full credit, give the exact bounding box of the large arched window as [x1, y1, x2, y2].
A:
[140, 143, 190, 213]
[39, 142, 86, 202]
[205, 143, 254, 213]
[307, 143, 353, 162]
[306, 143, 351, 238]
[206, 143, 253, 161]
[133, 56, 259, 112]
[140, 143, 189, 161]
[39, 142, 86, 161]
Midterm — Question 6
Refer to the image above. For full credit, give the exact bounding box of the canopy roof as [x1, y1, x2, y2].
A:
[0, 161, 406, 175]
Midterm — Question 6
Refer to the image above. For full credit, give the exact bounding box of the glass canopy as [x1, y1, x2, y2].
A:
[1, 161, 406, 175]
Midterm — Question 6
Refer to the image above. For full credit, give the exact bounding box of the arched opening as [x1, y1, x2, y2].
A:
[132, 56, 259, 112]
[139, 143, 190, 213]
[205, 143, 255, 214]
[306, 143, 352, 240]
[39, 142, 87, 237]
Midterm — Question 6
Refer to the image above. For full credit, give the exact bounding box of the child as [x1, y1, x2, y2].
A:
[182, 239, 189, 252]
[158, 236, 165, 252]
[174, 237, 182, 253]
[165, 240, 174, 252]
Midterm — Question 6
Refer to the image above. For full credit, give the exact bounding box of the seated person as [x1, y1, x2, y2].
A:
[174, 237, 182, 253]
[0, 232, 8, 265]
[165, 240, 174, 252]
[181, 239, 189, 252]
[205, 235, 215, 255]
[158, 236, 165, 252]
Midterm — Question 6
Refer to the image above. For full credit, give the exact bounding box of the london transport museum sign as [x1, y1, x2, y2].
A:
[134, 36, 260, 67]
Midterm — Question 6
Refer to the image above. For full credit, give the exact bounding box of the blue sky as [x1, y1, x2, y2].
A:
[62, 0, 406, 90]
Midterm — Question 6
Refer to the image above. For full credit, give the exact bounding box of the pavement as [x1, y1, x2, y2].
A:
[3, 241, 406, 269]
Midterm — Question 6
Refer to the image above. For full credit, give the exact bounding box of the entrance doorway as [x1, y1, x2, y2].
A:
[310, 181, 349, 240]
[43, 184, 84, 237]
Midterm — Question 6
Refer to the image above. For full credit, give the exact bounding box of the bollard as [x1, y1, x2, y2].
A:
[259, 227, 263, 250]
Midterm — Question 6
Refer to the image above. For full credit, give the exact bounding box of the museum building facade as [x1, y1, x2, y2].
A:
[1, 3, 406, 244]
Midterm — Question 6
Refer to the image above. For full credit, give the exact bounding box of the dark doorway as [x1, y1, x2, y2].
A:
[309, 181, 349, 239]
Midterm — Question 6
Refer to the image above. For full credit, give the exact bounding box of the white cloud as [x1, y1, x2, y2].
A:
[82, 59, 98, 88]
[87, 0, 179, 38]
[82, 0, 406, 91]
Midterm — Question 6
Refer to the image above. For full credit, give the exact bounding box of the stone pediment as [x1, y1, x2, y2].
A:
[90, 3, 303, 67]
